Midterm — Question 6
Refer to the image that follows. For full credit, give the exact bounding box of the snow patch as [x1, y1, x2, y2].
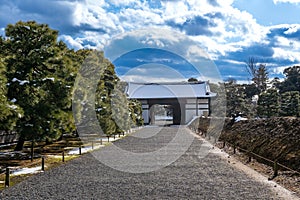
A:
[12, 166, 42, 175]
[8, 104, 18, 110]
[235, 116, 248, 122]
[42, 77, 55, 81]
[67, 144, 104, 155]
[12, 78, 29, 85]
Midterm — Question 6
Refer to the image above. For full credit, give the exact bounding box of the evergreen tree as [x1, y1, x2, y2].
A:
[128, 99, 144, 127]
[255, 64, 268, 93]
[0, 38, 12, 122]
[96, 59, 119, 136]
[245, 57, 268, 94]
[225, 80, 251, 118]
[257, 89, 279, 118]
[0, 37, 23, 130]
[280, 91, 300, 117]
[73, 50, 143, 137]
[73, 50, 106, 135]
[277, 66, 300, 93]
[209, 82, 226, 118]
[4, 21, 77, 150]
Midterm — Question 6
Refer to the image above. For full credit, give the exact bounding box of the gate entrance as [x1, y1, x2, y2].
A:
[126, 82, 216, 125]
[148, 100, 182, 125]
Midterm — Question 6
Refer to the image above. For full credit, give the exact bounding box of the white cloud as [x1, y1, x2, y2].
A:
[120, 63, 187, 83]
[272, 66, 290, 74]
[283, 24, 300, 34]
[59, 35, 83, 50]
[71, 0, 121, 34]
[273, 47, 300, 62]
[161, 1, 190, 23]
[107, 0, 136, 6]
[273, 0, 300, 4]
[186, 45, 210, 60]
[275, 36, 292, 47]
[120, 75, 187, 83]
[2, 0, 300, 82]
[118, 8, 163, 28]
[222, 59, 245, 65]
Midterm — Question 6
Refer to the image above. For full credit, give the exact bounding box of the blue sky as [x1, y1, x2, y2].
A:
[1, 0, 300, 83]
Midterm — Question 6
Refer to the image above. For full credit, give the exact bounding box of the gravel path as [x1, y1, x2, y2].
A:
[0, 126, 297, 199]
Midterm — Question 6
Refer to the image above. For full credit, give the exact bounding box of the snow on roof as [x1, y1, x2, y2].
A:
[126, 82, 216, 99]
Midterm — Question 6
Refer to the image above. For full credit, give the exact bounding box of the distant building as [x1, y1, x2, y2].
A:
[126, 81, 216, 125]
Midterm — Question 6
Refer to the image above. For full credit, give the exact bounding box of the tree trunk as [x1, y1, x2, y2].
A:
[14, 135, 25, 151]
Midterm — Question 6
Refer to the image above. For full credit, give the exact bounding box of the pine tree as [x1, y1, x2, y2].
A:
[245, 57, 268, 94]
[277, 66, 300, 93]
[290, 91, 300, 117]
[128, 99, 144, 127]
[73, 50, 106, 136]
[0, 37, 12, 122]
[280, 92, 292, 116]
[0, 37, 23, 130]
[74, 50, 143, 137]
[4, 21, 77, 150]
[280, 91, 300, 117]
[225, 80, 251, 118]
[257, 89, 279, 118]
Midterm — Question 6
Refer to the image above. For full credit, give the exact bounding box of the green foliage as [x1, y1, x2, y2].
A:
[4, 21, 77, 143]
[209, 82, 226, 118]
[73, 50, 107, 134]
[74, 50, 143, 137]
[225, 81, 251, 117]
[245, 57, 268, 94]
[95, 57, 119, 136]
[254, 64, 268, 93]
[0, 37, 23, 130]
[280, 91, 300, 117]
[257, 89, 280, 118]
[129, 99, 144, 126]
[0, 21, 143, 146]
[277, 66, 300, 93]
[244, 83, 260, 99]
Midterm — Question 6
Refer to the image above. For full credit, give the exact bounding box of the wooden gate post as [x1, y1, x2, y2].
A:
[30, 141, 34, 162]
[5, 167, 10, 187]
[273, 160, 278, 178]
[41, 157, 45, 171]
[233, 144, 236, 154]
[62, 151, 65, 162]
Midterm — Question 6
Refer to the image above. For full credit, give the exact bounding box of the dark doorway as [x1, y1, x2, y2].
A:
[148, 99, 182, 125]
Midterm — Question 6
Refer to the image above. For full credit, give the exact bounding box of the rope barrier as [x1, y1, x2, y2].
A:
[221, 140, 300, 176]
[187, 123, 300, 178]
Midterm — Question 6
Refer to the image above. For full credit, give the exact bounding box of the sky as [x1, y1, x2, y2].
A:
[1, 0, 300, 83]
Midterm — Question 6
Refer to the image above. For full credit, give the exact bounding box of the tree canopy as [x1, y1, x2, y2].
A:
[0, 21, 143, 150]
[277, 66, 300, 93]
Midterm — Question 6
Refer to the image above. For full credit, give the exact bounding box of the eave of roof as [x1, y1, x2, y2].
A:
[126, 82, 216, 99]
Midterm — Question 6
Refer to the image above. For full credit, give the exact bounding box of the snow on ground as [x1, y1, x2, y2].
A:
[1, 128, 142, 176]
[235, 116, 248, 122]
[67, 144, 104, 155]
[12, 166, 43, 176]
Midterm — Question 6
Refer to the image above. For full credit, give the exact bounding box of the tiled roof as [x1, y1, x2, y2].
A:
[126, 82, 216, 99]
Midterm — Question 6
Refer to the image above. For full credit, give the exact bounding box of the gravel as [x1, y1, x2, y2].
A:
[0, 126, 295, 199]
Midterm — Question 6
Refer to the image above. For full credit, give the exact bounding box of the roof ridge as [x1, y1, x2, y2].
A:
[128, 81, 206, 85]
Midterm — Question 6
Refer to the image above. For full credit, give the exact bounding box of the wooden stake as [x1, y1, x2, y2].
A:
[41, 157, 45, 171]
[5, 167, 10, 187]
